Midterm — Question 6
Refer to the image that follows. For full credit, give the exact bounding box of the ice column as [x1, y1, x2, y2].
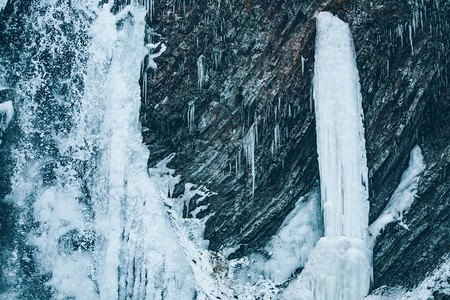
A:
[295, 12, 372, 300]
[313, 12, 369, 241]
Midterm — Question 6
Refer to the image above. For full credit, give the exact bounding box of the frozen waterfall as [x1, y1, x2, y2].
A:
[283, 12, 372, 300]
[314, 12, 370, 241]
[0, 1, 391, 299]
[0, 1, 231, 299]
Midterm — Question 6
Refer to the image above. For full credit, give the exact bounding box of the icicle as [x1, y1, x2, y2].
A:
[187, 100, 195, 132]
[274, 124, 280, 152]
[197, 55, 206, 89]
[409, 24, 414, 53]
[301, 55, 306, 75]
[243, 124, 256, 195]
[144, 0, 155, 22]
[387, 58, 389, 77]
[397, 23, 404, 47]
[238, 148, 241, 169]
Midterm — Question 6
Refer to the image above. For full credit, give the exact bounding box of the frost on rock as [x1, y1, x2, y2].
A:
[369, 145, 425, 246]
[288, 11, 372, 300]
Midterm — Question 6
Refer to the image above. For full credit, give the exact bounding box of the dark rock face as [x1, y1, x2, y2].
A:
[141, 0, 449, 291]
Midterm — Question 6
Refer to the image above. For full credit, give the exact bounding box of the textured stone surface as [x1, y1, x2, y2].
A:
[141, 0, 449, 290]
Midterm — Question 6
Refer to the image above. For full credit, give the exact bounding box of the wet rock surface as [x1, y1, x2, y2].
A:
[141, 0, 449, 291]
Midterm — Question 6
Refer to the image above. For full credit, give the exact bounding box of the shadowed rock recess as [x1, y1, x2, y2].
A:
[141, 0, 449, 291]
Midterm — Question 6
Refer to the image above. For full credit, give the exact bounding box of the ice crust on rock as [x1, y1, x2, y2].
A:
[241, 190, 322, 285]
[369, 145, 425, 245]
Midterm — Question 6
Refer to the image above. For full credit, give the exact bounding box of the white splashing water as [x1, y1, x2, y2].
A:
[283, 12, 372, 300]
[1, 1, 98, 297]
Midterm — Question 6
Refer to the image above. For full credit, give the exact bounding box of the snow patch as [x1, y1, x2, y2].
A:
[366, 255, 450, 300]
